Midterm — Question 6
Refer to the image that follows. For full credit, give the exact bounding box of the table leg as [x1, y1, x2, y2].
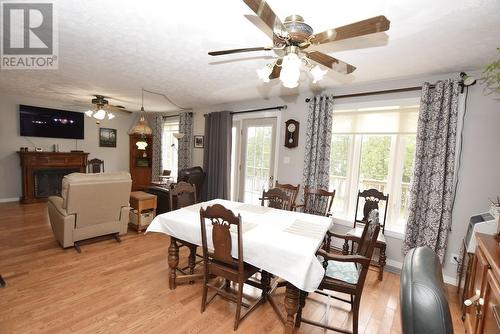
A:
[378, 244, 386, 281]
[168, 237, 179, 290]
[284, 283, 300, 334]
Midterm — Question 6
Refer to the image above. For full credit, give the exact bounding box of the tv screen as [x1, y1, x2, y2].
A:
[20, 105, 85, 139]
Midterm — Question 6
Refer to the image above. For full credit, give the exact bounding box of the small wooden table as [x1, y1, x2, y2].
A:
[129, 191, 157, 233]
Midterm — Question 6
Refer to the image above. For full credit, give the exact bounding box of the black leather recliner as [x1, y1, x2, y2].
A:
[177, 166, 205, 202]
[400, 246, 453, 334]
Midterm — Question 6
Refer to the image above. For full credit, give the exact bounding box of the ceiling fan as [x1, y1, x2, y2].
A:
[83, 95, 132, 123]
[208, 0, 390, 88]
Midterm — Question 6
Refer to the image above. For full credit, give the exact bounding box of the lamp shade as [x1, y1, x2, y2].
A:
[173, 132, 185, 140]
[130, 115, 152, 135]
[136, 139, 148, 150]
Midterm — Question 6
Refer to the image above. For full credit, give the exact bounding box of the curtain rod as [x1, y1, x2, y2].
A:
[203, 105, 287, 117]
[304, 80, 469, 102]
[304, 86, 432, 102]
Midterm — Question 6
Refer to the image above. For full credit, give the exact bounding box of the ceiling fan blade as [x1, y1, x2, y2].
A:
[311, 15, 390, 45]
[208, 46, 272, 56]
[269, 58, 282, 79]
[306, 51, 356, 74]
[242, 0, 285, 34]
[106, 105, 133, 114]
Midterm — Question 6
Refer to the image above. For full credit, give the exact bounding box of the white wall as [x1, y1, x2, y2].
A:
[190, 71, 500, 281]
[0, 93, 136, 200]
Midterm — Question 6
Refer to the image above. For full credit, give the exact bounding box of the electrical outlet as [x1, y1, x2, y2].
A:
[450, 253, 460, 266]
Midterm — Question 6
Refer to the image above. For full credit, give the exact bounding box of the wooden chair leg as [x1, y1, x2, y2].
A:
[342, 239, 349, 255]
[188, 245, 196, 275]
[295, 291, 307, 328]
[114, 233, 121, 243]
[201, 276, 208, 313]
[378, 244, 386, 281]
[234, 281, 244, 331]
[352, 296, 360, 334]
[0, 275, 5, 288]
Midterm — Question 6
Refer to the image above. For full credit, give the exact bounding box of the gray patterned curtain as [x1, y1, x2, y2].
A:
[147, 114, 164, 182]
[178, 112, 193, 171]
[302, 95, 333, 191]
[402, 79, 460, 261]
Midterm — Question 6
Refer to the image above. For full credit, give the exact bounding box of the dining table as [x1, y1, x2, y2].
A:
[146, 198, 333, 334]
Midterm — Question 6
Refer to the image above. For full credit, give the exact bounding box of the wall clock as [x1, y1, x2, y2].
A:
[284, 119, 299, 148]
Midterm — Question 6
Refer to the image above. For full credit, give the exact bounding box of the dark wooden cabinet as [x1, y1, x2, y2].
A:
[129, 134, 152, 191]
[463, 233, 500, 333]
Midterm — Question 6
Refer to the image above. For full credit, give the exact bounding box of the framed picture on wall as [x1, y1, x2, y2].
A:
[99, 128, 117, 147]
[194, 135, 204, 148]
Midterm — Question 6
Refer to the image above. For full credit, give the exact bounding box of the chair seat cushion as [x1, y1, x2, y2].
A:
[317, 255, 359, 284]
[346, 226, 386, 243]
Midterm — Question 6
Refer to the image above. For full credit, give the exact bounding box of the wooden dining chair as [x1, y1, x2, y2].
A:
[260, 188, 293, 210]
[295, 186, 336, 217]
[168, 182, 203, 285]
[87, 158, 104, 173]
[274, 181, 300, 209]
[343, 189, 389, 281]
[199, 204, 265, 330]
[295, 216, 381, 334]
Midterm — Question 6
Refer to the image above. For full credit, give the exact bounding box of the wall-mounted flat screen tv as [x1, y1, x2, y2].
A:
[20, 105, 85, 139]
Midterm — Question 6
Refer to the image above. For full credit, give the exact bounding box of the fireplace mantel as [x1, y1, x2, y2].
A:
[18, 151, 89, 204]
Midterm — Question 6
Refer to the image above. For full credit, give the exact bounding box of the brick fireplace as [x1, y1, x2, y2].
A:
[17, 151, 89, 204]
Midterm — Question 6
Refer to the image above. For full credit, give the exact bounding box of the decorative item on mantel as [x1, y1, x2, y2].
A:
[130, 88, 153, 150]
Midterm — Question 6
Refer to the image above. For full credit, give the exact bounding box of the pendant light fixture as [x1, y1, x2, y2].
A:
[130, 88, 152, 150]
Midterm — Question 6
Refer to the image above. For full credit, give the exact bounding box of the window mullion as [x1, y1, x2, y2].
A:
[348, 135, 362, 219]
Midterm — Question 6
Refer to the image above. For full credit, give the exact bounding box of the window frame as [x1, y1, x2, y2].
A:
[329, 97, 420, 238]
[161, 117, 180, 180]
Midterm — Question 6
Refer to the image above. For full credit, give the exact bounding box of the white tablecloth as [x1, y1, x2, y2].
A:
[146, 199, 333, 292]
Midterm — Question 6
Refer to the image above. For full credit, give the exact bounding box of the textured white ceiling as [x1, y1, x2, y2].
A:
[0, 0, 499, 112]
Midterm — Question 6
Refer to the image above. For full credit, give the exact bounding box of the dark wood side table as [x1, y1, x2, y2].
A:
[129, 191, 157, 233]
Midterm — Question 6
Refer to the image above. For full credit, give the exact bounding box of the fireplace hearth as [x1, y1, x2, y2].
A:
[34, 168, 80, 198]
[18, 151, 89, 204]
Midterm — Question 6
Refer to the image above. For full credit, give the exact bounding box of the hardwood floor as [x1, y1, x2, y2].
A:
[0, 202, 465, 333]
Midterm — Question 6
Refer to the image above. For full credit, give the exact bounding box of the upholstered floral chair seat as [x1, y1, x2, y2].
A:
[317, 255, 360, 284]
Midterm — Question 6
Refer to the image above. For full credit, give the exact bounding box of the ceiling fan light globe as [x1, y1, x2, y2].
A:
[280, 53, 301, 88]
[310, 65, 328, 83]
[85, 110, 94, 117]
[93, 109, 106, 120]
[107, 112, 115, 120]
[256, 65, 272, 83]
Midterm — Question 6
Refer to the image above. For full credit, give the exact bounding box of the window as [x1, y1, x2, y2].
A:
[162, 119, 179, 179]
[329, 103, 419, 233]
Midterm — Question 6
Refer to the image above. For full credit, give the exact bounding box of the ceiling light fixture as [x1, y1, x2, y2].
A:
[257, 46, 330, 88]
[130, 88, 153, 149]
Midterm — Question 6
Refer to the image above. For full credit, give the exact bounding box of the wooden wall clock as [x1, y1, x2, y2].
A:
[284, 119, 299, 148]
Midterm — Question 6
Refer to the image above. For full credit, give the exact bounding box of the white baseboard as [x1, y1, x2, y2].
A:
[383, 258, 458, 286]
[0, 197, 19, 203]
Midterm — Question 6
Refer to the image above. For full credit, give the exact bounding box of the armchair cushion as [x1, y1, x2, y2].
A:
[317, 255, 359, 284]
